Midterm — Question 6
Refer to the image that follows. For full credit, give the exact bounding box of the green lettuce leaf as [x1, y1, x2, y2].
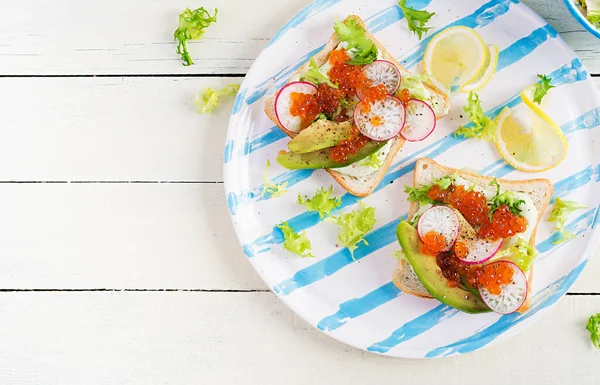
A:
[297, 186, 342, 218]
[174, 7, 218, 66]
[454, 92, 496, 142]
[488, 178, 525, 218]
[398, 0, 436, 40]
[404, 176, 453, 205]
[262, 160, 288, 198]
[495, 237, 538, 272]
[399, 73, 429, 101]
[360, 152, 383, 169]
[533, 74, 554, 105]
[331, 203, 377, 257]
[587, 313, 600, 349]
[276, 222, 315, 258]
[548, 197, 587, 244]
[301, 57, 338, 88]
[194, 84, 240, 114]
[333, 19, 378, 66]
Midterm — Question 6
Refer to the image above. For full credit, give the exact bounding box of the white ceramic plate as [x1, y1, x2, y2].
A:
[224, 0, 600, 358]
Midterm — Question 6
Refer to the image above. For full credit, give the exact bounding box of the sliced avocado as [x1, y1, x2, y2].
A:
[277, 140, 387, 170]
[288, 120, 354, 154]
[396, 221, 490, 314]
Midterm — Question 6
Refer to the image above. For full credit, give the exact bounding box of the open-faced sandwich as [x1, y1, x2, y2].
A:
[394, 158, 553, 314]
[264, 15, 450, 197]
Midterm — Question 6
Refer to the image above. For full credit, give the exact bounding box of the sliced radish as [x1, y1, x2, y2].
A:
[400, 99, 437, 142]
[479, 261, 528, 314]
[357, 60, 401, 99]
[458, 237, 503, 265]
[274, 81, 318, 133]
[353, 96, 406, 141]
[417, 206, 460, 252]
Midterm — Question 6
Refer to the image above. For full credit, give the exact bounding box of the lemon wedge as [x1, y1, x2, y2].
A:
[461, 45, 499, 92]
[424, 27, 487, 95]
[495, 106, 568, 172]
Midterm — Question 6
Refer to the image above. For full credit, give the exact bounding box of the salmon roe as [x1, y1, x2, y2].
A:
[289, 91, 320, 128]
[436, 252, 483, 288]
[328, 49, 370, 97]
[453, 241, 469, 259]
[398, 88, 411, 104]
[420, 231, 447, 256]
[479, 262, 515, 295]
[360, 84, 388, 113]
[428, 185, 490, 227]
[315, 84, 343, 115]
[329, 131, 370, 163]
[479, 205, 528, 240]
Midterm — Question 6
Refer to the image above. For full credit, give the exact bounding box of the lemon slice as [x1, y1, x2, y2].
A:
[495, 106, 568, 172]
[461, 45, 499, 92]
[424, 26, 487, 95]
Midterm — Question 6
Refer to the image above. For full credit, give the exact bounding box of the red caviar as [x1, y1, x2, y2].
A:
[398, 88, 411, 104]
[289, 91, 320, 128]
[479, 261, 515, 295]
[360, 84, 388, 113]
[436, 252, 483, 288]
[329, 130, 370, 163]
[453, 241, 469, 259]
[420, 231, 447, 256]
[428, 185, 490, 227]
[328, 49, 370, 97]
[479, 205, 528, 240]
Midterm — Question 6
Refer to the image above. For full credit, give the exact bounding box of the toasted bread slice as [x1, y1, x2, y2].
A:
[393, 158, 554, 312]
[264, 15, 450, 197]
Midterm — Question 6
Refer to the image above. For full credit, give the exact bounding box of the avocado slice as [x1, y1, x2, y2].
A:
[396, 221, 491, 314]
[277, 140, 387, 170]
[288, 120, 354, 154]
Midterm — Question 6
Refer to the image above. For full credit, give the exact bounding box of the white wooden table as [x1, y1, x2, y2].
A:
[1, 0, 599, 383]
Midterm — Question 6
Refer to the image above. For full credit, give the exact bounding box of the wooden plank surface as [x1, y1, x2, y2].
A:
[2, 76, 600, 182]
[0, 0, 596, 75]
[0, 292, 598, 384]
[0, 182, 598, 293]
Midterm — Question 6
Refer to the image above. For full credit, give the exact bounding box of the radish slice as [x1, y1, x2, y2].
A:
[400, 99, 437, 142]
[358, 60, 401, 99]
[354, 96, 406, 141]
[417, 206, 460, 252]
[479, 261, 528, 314]
[274, 81, 318, 133]
[458, 237, 503, 265]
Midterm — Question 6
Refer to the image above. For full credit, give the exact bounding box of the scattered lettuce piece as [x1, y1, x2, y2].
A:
[313, 113, 329, 122]
[548, 197, 587, 244]
[331, 203, 377, 257]
[297, 186, 342, 219]
[496, 238, 538, 272]
[488, 179, 525, 218]
[301, 57, 338, 88]
[398, 0, 436, 40]
[361, 152, 383, 169]
[333, 19, 378, 65]
[194, 84, 240, 114]
[276, 222, 315, 258]
[400, 73, 430, 101]
[588, 11, 600, 28]
[174, 7, 218, 66]
[262, 160, 288, 198]
[587, 313, 600, 349]
[405, 176, 453, 205]
[455, 92, 496, 142]
[533, 74, 554, 105]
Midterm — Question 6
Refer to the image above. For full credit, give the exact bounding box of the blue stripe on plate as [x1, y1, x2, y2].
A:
[317, 282, 402, 331]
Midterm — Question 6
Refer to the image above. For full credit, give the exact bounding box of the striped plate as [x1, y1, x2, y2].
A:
[223, 0, 600, 358]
